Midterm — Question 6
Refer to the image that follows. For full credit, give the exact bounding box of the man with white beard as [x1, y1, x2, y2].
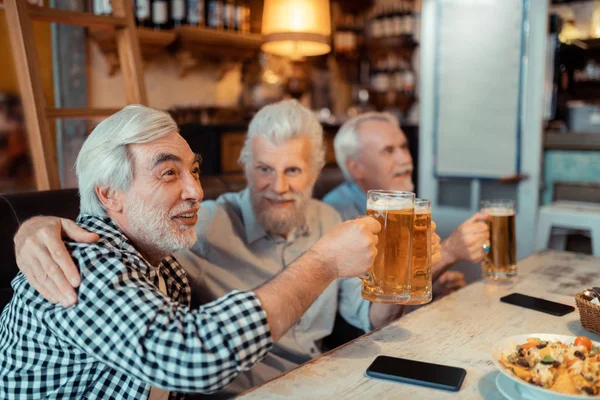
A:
[2, 105, 381, 399]
[323, 112, 492, 294]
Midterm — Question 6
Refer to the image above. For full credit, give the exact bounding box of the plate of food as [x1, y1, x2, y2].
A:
[492, 334, 600, 399]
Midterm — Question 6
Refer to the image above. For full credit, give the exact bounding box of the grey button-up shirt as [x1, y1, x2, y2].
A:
[175, 189, 372, 394]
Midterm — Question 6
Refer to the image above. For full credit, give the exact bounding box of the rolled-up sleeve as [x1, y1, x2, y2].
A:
[338, 277, 372, 333]
[42, 248, 273, 394]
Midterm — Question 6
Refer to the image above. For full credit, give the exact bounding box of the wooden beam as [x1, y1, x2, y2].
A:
[28, 6, 127, 29]
[5, 0, 60, 190]
[46, 108, 121, 119]
[112, 0, 148, 104]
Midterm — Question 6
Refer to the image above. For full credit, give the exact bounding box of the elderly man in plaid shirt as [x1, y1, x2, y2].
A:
[0, 105, 380, 399]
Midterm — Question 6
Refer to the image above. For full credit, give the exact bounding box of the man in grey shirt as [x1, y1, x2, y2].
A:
[14, 100, 420, 397]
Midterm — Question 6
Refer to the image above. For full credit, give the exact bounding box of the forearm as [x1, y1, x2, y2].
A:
[254, 249, 336, 341]
[368, 303, 405, 329]
[433, 240, 458, 282]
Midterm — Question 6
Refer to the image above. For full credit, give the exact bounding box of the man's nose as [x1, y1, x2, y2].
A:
[182, 173, 203, 203]
[273, 172, 290, 194]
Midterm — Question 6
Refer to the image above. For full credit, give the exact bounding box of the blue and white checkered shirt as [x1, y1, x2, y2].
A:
[0, 215, 272, 399]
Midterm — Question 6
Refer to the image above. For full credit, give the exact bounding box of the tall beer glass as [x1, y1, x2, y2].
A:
[404, 199, 432, 305]
[362, 190, 415, 304]
[481, 200, 516, 280]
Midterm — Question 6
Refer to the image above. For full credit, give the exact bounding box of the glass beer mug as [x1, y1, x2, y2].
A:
[361, 190, 415, 304]
[480, 200, 517, 280]
[404, 198, 433, 305]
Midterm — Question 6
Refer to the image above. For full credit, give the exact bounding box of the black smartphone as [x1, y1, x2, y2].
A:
[365, 355, 466, 392]
[500, 293, 575, 316]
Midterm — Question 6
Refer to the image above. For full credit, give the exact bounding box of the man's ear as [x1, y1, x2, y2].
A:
[95, 186, 124, 213]
[346, 157, 364, 182]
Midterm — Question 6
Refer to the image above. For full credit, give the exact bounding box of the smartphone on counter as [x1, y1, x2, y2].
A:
[365, 355, 466, 392]
[500, 293, 575, 316]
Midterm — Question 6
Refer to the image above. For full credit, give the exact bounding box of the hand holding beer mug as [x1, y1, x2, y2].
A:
[404, 199, 433, 305]
[480, 200, 516, 280]
[362, 190, 414, 304]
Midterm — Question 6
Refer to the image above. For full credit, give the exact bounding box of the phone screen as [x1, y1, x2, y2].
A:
[366, 356, 466, 392]
[500, 293, 575, 316]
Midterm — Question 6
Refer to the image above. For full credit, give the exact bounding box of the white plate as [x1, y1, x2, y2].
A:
[496, 373, 540, 400]
[492, 333, 600, 400]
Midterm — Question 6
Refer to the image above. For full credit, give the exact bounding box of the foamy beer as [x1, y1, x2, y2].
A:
[404, 199, 432, 305]
[481, 200, 516, 279]
[362, 190, 415, 303]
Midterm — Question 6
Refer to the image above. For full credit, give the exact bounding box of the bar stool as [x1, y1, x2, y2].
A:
[535, 201, 600, 256]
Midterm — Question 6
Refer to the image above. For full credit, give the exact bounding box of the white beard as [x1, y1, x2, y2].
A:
[124, 191, 198, 258]
[249, 183, 313, 237]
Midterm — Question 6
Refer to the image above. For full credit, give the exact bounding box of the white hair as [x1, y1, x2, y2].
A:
[334, 112, 399, 182]
[76, 105, 178, 217]
[238, 99, 325, 174]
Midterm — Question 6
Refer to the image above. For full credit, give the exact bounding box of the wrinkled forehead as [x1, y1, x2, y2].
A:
[129, 132, 196, 169]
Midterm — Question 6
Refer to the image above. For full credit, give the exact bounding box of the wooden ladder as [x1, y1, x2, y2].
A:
[4, 0, 147, 190]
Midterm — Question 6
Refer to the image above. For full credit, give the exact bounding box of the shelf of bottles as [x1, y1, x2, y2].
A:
[333, 0, 419, 112]
[89, 0, 260, 76]
[92, 0, 252, 33]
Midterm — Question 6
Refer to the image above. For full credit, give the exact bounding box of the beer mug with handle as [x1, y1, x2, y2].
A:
[362, 190, 415, 303]
[480, 200, 516, 280]
[404, 198, 433, 305]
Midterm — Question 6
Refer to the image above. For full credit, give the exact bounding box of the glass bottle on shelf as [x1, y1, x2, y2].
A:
[93, 0, 111, 15]
[383, 5, 394, 38]
[171, 0, 186, 27]
[223, 0, 235, 30]
[187, 0, 205, 26]
[151, 0, 169, 30]
[371, 7, 382, 39]
[135, 0, 152, 27]
[206, 0, 223, 29]
[404, 1, 414, 36]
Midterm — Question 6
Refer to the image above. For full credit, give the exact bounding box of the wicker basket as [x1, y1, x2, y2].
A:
[576, 293, 600, 335]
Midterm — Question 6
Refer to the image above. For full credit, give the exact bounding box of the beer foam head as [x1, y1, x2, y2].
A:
[367, 197, 413, 211]
[482, 207, 515, 216]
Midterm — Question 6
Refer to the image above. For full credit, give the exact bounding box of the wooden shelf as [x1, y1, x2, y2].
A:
[88, 27, 176, 76]
[544, 132, 600, 150]
[173, 26, 263, 77]
[28, 5, 127, 28]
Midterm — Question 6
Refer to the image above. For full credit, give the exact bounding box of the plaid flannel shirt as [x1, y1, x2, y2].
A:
[0, 215, 272, 399]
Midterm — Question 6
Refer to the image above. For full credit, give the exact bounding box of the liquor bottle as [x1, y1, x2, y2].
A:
[223, 0, 235, 30]
[404, 1, 414, 35]
[135, 0, 152, 27]
[152, 0, 169, 30]
[171, 0, 186, 27]
[206, 0, 223, 29]
[187, 0, 205, 26]
[242, 1, 250, 33]
[93, 0, 111, 15]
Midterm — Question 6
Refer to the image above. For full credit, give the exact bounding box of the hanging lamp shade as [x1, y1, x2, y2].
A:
[261, 0, 332, 58]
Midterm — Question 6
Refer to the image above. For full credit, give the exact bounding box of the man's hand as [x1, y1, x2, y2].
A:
[434, 270, 466, 297]
[310, 217, 380, 279]
[441, 212, 490, 266]
[14, 216, 99, 307]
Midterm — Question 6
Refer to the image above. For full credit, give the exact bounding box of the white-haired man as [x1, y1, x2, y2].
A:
[323, 112, 491, 292]
[13, 100, 419, 397]
[1, 105, 380, 399]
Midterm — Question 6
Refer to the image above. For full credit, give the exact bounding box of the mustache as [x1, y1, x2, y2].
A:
[393, 166, 413, 176]
[261, 192, 302, 202]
